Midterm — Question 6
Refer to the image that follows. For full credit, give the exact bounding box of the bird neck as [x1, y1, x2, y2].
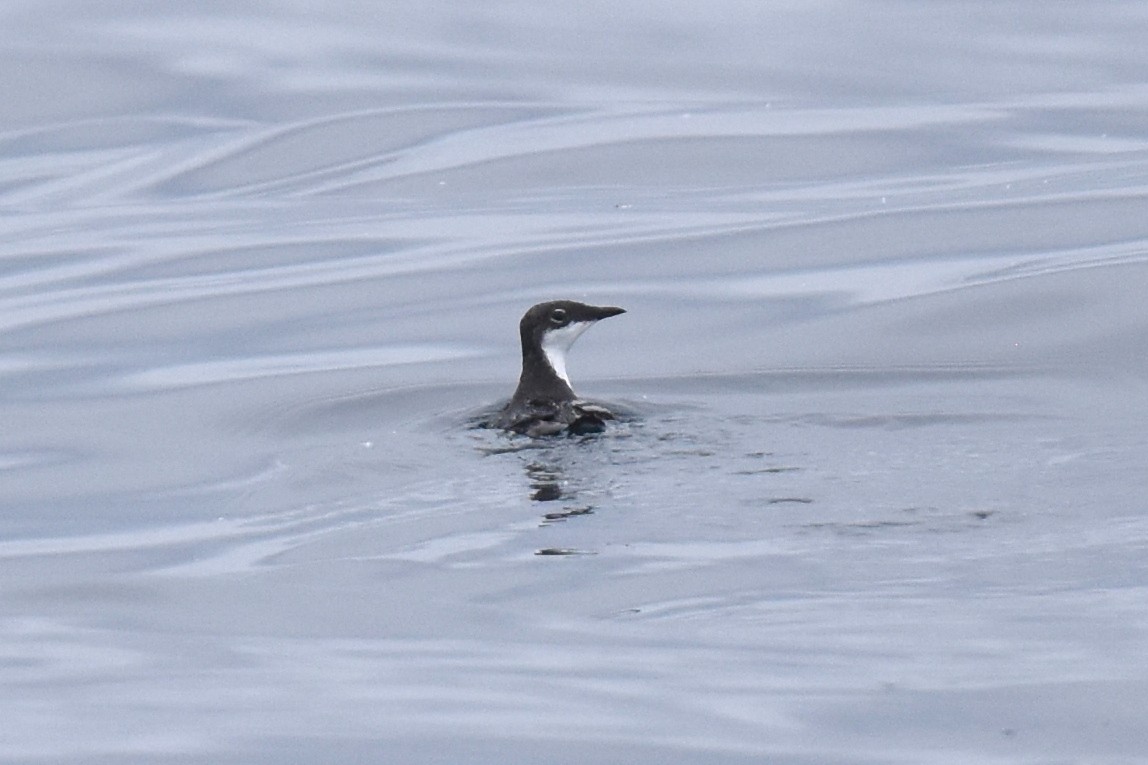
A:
[511, 337, 576, 405]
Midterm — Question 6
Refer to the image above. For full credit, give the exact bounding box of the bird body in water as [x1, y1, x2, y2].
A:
[494, 300, 625, 437]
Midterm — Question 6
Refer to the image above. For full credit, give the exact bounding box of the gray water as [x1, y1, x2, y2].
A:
[3, 2, 1148, 762]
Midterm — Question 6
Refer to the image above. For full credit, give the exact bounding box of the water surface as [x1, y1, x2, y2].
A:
[2, 1, 1148, 762]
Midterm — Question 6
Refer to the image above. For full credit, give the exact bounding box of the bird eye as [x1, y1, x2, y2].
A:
[549, 308, 568, 325]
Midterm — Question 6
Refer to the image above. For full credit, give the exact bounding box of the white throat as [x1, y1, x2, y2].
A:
[540, 321, 593, 387]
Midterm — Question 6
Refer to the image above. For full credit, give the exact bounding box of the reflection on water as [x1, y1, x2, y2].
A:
[525, 462, 564, 502]
[472, 411, 623, 534]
